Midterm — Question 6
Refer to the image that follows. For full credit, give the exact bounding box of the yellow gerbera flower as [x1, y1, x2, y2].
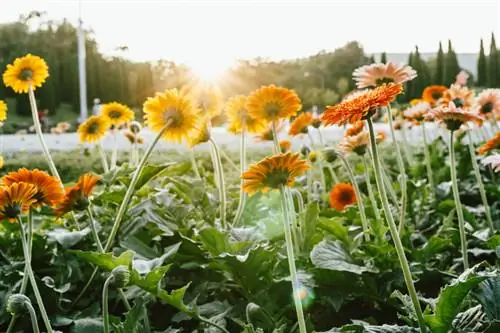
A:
[246, 85, 302, 122]
[188, 123, 211, 148]
[78, 116, 111, 143]
[288, 112, 313, 136]
[0, 100, 7, 121]
[101, 102, 134, 127]
[241, 152, 310, 195]
[226, 95, 268, 134]
[181, 83, 222, 118]
[3, 54, 49, 94]
[143, 89, 198, 143]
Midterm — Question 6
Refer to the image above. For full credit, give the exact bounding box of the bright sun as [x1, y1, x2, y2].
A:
[189, 58, 232, 83]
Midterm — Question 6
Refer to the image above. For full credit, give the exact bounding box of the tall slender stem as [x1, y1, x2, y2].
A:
[400, 123, 414, 164]
[326, 164, 340, 184]
[308, 132, 326, 189]
[337, 153, 370, 242]
[190, 148, 201, 179]
[363, 156, 381, 221]
[421, 122, 435, 197]
[233, 129, 247, 225]
[219, 148, 239, 172]
[466, 131, 494, 232]
[97, 142, 109, 174]
[26, 301, 41, 333]
[102, 275, 113, 333]
[278, 186, 307, 333]
[209, 138, 227, 228]
[110, 131, 118, 170]
[449, 131, 469, 269]
[18, 218, 53, 333]
[28, 85, 61, 183]
[87, 206, 103, 252]
[366, 118, 427, 333]
[271, 120, 280, 154]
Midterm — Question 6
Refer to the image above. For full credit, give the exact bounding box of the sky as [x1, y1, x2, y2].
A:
[1, 0, 499, 80]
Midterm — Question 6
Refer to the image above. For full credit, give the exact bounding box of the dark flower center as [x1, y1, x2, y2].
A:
[108, 110, 123, 119]
[164, 108, 182, 127]
[431, 91, 443, 100]
[33, 191, 45, 204]
[375, 77, 394, 85]
[354, 145, 367, 156]
[339, 190, 354, 204]
[481, 102, 493, 114]
[19, 68, 33, 81]
[87, 122, 100, 134]
[264, 103, 281, 117]
[452, 98, 465, 108]
[264, 170, 290, 188]
[444, 119, 463, 132]
[3, 204, 21, 219]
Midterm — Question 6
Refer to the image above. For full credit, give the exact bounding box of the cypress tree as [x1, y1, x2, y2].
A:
[380, 52, 387, 64]
[368, 54, 375, 63]
[435, 42, 444, 85]
[405, 51, 414, 100]
[488, 33, 498, 87]
[477, 38, 487, 87]
[444, 40, 460, 86]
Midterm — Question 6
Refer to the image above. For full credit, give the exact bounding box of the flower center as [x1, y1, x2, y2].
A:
[87, 122, 100, 134]
[481, 102, 493, 114]
[431, 91, 443, 100]
[163, 108, 182, 127]
[19, 68, 33, 81]
[108, 110, 123, 119]
[264, 169, 290, 188]
[375, 77, 394, 85]
[452, 98, 465, 108]
[354, 144, 367, 156]
[264, 103, 281, 117]
[3, 203, 21, 219]
[339, 190, 353, 204]
[33, 191, 45, 204]
[444, 119, 463, 132]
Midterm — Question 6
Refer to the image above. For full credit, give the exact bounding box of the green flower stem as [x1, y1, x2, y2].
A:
[278, 186, 307, 333]
[209, 138, 227, 228]
[233, 129, 247, 226]
[367, 118, 427, 333]
[97, 142, 110, 173]
[467, 131, 494, 232]
[306, 170, 313, 202]
[219, 147, 239, 173]
[28, 85, 62, 184]
[401, 123, 414, 165]
[290, 189, 305, 247]
[271, 120, 281, 154]
[421, 122, 435, 198]
[102, 275, 113, 333]
[449, 131, 469, 269]
[190, 148, 202, 179]
[18, 218, 53, 333]
[317, 128, 326, 147]
[308, 132, 326, 189]
[381, 164, 400, 209]
[363, 156, 381, 221]
[337, 153, 370, 242]
[25, 300, 41, 333]
[110, 131, 118, 170]
[327, 164, 340, 184]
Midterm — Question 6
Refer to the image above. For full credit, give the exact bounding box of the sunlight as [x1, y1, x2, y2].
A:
[189, 58, 232, 83]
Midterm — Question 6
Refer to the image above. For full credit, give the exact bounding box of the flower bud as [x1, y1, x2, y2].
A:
[111, 265, 130, 288]
[300, 144, 311, 157]
[322, 148, 338, 163]
[308, 151, 318, 163]
[129, 121, 142, 134]
[7, 294, 31, 314]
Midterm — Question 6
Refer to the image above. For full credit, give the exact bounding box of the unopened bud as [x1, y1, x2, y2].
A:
[7, 294, 31, 314]
[322, 148, 338, 163]
[300, 145, 311, 157]
[111, 265, 130, 288]
[129, 121, 142, 134]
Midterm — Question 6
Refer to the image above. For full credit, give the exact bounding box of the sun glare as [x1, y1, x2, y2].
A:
[190, 58, 232, 83]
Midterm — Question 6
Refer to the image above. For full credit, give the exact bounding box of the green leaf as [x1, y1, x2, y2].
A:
[46, 227, 91, 248]
[486, 235, 500, 249]
[424, 263, 494, 333]
[70, 318, 104, 333]
[416, 236, 453, 262]
[119, 163, 176, 190]
[199, 227, 230, 256]
[71, 250, 134, 271]
[474, 276, 500, 321]
[132, 242, 180, 275]
[317, 217, 349, 247]
[310, 240, 377, 274]
[302, 202, 320, 250]
[122, 297, 147, 333]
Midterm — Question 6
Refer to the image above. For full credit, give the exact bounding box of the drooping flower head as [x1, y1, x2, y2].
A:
[482, 154, 500, 173]
[289, 112, 313, 136]
[255, 122, 283, 142]
[0, 100, 7, 122]
[308, 151, 318, 163]
[143, 89, 198, 143]
[55, 174, 100, 216]
[404, 101, 432, 125]
[123, 131, 144, 144]
[101, 102, 135, 127]
[329, 183, 357, 211]
[3, 54, 49, 93]
[279, 139, 292, 153]
[0, 182, 37, 221]
[352, 62, 417, 88]
[440, 84, 474, 109]
[428, 102, 483, 131]
[345, 121, 365, 137]
[247, 85, 302, 123]
[241, 153, 310, 195]
[475, 89, 500, 118]
[311, 114, 322, 129]
[477, 132, 500, 155]
[182, 83, 223, 118]
[226, 95, 268, 134]
[2, 168, 64, 207]
[376, 130, 387, 143]
[188, 123, 211, 148]
[422, 85, 447, 106]
[322, 83, 403, 126]
[78, 116, 111, 143]
[338, 131, 370, 156]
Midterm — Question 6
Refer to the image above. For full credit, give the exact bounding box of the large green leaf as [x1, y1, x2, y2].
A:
[119, 163, 176, 190]
[424, 263, 495, 333]
[198, 227, 230, 256]
[310, 240, 377, 274]
[415, 236, 453, 262]
[474, 276, 500, 321]
[302, 202, 320, 251]
[71, 250, 134, 271]
[70, 318, 104, 333]
[132, 242, 181, 275]
[317, 217, 350, 248]
[46, 227, 91, 248]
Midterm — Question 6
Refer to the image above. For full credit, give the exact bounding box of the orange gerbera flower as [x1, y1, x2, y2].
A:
[352, 62, 417, 88]
[404, 102, 432, 124]
[376, 130, 387, 143]
[2, 168, 64, 207]
[422, 85, 447, 106]
[475, 89, 500, 118]
[255, 122, 283, 142]
[279, 139, 292, 153]
[428, 102, 483, 131]
[440, 84, 474, 109]
[0, 182, 37, 221]
[247, 85, 302, 122]
[478, 132, 500, 155]
[241, 153, 310, 195]
[289, 112, 313, 136]
[322, 83, 403, 126]
[345, 121, 365, 137]
[55, 174, 100, 216]
[338, 131, 370, 156]
[329, 183, 357, 211]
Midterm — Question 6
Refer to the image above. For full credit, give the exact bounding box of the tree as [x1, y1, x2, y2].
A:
[405, 51, 414, 100]
[435, 42, 444, 85]
[443, 40, 460, 86]
[477, 38, 487, 87]
[408, 46, 431, 99]
[488, 33, 499, 87]
[380, 52, 387, 64]
[368, 54, 375, 63]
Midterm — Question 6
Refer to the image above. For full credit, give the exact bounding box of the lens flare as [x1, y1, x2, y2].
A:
[293, 283, 315, 309]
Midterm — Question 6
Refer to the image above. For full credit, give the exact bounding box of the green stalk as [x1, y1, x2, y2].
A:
[209, 138, 227, 227]
[308, 131, 326, 189]
[271, 120, 280, 154]
[400, 123, 414, 164]
[449, 131, 469, 269]
[366, 118, 427, 333]
[381, 164, 400, 209]
[18, 218, 53, 333]
[190, 148, 202, 179]
[28, 85, 61, 184]
[233, 128, 247, 225]
[278, 186, 307, 333]
[326, 164, 340, 184]
[363, 156, 381, 221]
[219, 147, 239, 172]
[25, 300, 41, 333]
[421, 122, 435, 197]
[317, 128, 326, 147]
[102, 275, 113, 333]
[97, 142, 109, 173]
[337, 153, 370, 242]
[467, 131, 494, 232]
[110, 131, 118, 170]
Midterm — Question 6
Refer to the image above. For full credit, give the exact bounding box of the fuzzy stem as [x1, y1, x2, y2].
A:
[110, 131, 118, 170]
[279, 186, 307, 333]
[97, 142, 110, 173]
[326, 164, 340, 184]
[233, 129, 247, 225]
[337, 153, 370, 242]
[308, 131, 326, 189]
[209, 138, 227, 228]
[26, 301, 41, 333]
[28, 85, 61, 183]
[271, 120, 280, 154]
[366, 118, 427, 333]
[18, 218, 53, 333]
[102, 275, 113, 333]
[317, 128, 326, 147]
[87, 206, 103, 252]
[400, 123, 414, 165]
[363, 156, 381, 221]
[449, 131, 469, 269]
[421, 122, 435, 198]
[219, 148, 239, 172]
[467, 131, 494, 232]
[190, 148, 201, 179]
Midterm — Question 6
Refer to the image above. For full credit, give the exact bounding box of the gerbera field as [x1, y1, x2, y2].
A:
[1, 54, 500, 333]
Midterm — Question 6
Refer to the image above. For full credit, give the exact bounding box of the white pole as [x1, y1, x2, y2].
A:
[77, 0, 88, 122]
